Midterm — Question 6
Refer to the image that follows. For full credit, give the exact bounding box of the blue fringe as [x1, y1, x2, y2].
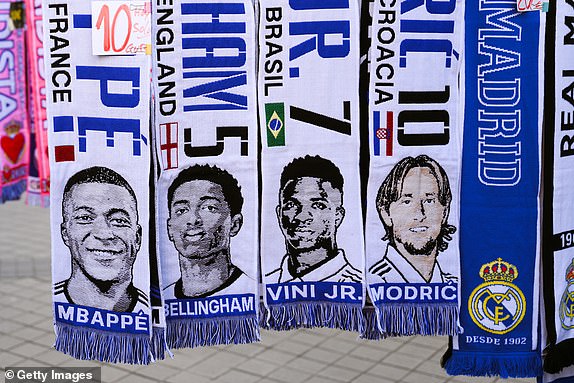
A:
[26, 191, 42, 207]
[443, 351, 542, 378]
[360, 306, 386, 340]
[375, 303, 459, 336]
[54, 323, 151, 365]
[266, 302, 364, 332]
[2, 180, 26, 202]
[166, 315, 260, 349]
[150, 326, 170, 361]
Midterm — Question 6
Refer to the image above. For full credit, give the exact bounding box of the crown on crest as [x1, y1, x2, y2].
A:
[479, 258, 518, 282]
[565, 260, 574, 282]
[4, 120, 20, 135]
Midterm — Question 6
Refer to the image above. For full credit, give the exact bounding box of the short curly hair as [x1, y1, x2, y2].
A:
[279, 155, 344, 199]
[168, 164, 243, 216]
[62, 166, 137, 220]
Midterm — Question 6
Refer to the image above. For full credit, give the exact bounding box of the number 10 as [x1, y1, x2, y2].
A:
[96, 4, 132, 53]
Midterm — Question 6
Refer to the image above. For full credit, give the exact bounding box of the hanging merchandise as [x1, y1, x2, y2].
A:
[358, 0, 381, 339]
[25, 78, 42, 206]
[441, 3, 544, 378]
[541, 0, 574, 381]
[25, 0, 50, 207]
[259, 0, 365, 332]
[364, 0, 464, 338]
[0, 0, 28, 203]
[44, 0, 154, 363]
[149, 138, 168, 360]
[152, 0, 260, 348]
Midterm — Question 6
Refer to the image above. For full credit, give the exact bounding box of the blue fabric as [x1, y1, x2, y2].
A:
[54, 302, 150, 335]
[444, 2, 542, 377]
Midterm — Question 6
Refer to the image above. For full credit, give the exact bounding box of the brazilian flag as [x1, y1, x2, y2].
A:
[265, 103, 285, 147]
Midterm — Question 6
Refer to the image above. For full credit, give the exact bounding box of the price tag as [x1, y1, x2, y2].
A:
[91, 0, 151, 55]
[517, 0, 542, 12]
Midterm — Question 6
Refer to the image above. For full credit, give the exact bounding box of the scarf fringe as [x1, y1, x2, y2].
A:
[544, 339, 574, 374]
[166, 315, 260, 349]
[54, 323, 151, 365]
[265, 302, 364, 332]
[360, 306, 386, 340]
[375, 303, 459, 336]
[26, 191, 42, 207]
[2, 179, 26, 202]
[442, 350, 542, 378]
[150, 326, 170, 361]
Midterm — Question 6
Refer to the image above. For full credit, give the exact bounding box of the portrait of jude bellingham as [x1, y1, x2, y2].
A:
[54, 166, 149, 313]
[164, 164, 251, 299]
[369, 155, 458, 284]
[266, 155, 361, 283]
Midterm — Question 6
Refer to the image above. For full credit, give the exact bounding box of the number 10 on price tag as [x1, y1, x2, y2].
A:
[91, 0, 151, 55]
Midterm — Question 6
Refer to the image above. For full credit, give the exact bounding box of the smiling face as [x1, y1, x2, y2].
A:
[167, 180, 241, 259]
[381, 167, 448, 256]
[61, 183, 141, 283]
[277, 177, 344, 251]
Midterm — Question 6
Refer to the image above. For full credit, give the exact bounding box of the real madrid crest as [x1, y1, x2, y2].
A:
[468, 258, 526, 334]
[559, 259, 574, 329]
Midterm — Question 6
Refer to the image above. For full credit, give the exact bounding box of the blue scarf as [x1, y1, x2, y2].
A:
[442, 2, 544, 378]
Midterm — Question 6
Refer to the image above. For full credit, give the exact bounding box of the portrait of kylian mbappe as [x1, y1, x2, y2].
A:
[266, 155, 361, 283]
[369, 154, 458, 284]
[164, 164, 250, 299]
[54, 166, 149, 313]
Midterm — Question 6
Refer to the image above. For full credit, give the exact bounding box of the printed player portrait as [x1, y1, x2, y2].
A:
[54, 166, 149, 313]
[369, 155, 457, 284]
[164, 164, 250, 298]
[266, 155, 361, 283]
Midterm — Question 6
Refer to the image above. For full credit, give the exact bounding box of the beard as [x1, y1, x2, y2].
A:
[398, 237, 437, 256]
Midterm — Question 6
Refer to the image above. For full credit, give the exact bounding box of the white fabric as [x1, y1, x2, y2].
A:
[258, 0, 364, 314]
[365, 0, 464, 289]
[368, 245, 457, 284]
[152, 0, 259, 330]
[267, 249, 361, 283]
[542, 0, 574, 379]
[45, 0, 151, 318]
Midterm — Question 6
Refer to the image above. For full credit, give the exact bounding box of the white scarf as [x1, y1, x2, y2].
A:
[44, 0, 153, 363]
[152, 0, 260, 348]
[365, 0, 464, 336]
[258, 0, 365, 332]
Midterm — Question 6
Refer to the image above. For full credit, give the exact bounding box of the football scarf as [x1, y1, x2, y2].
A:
[25, 0, 50, 207]
[441, 4, 544, 378]
[152, 0, 260, 348]
[149, 138, 168, 360]
[358, 0, 382, 340]
[541, 0, 574, 379]
[25, 77, 42, 206]
[0, 0, 28, 203]
[364, 0, 464, 337]
[44, 0, 154, 363]
[259, 0, 365, 332]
